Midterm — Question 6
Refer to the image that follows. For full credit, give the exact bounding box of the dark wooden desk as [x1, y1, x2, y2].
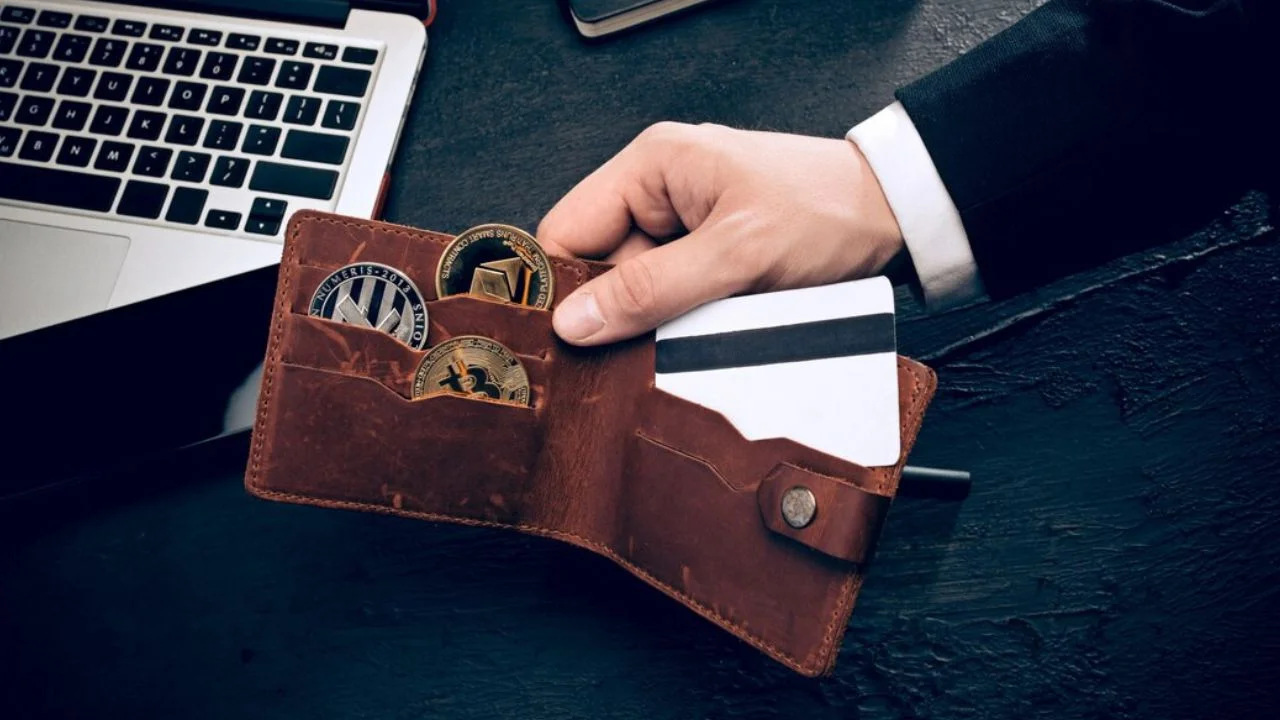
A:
[4, 1, 1279, 717]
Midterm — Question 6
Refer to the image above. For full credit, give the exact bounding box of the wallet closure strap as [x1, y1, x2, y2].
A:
[756, 462, 890, 564]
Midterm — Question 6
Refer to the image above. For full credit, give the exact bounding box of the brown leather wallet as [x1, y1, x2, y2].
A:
[245, 211, 938, 677]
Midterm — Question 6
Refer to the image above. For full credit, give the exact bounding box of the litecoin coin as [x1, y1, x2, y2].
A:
[412, 335, 531, 406]
[436, 224, 554, 309]
[309, 262, 429, 349]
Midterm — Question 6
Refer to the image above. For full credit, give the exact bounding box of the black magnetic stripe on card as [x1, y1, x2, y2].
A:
[655, 313, 897, 374]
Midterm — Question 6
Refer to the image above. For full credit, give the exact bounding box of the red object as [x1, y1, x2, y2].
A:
[424, 0, 437, 27]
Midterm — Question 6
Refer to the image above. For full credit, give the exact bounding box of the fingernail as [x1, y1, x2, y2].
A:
[554, 291, 605, 341]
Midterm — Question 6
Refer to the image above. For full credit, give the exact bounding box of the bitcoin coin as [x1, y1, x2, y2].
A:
[309, 262, 429, 349]
[436, 224, 554, 309]
[412, 335, 531, 405]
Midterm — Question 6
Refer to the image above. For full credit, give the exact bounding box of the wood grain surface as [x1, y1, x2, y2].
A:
[3, 1, 1278, 718]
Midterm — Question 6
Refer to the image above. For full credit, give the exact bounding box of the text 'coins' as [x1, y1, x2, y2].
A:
[412, 335, 531, 406]
[436, 224, 555, 310]
[309, 263, 429, 349]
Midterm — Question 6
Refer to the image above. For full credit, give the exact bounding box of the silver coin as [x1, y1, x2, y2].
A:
[308, 262, 429, 349]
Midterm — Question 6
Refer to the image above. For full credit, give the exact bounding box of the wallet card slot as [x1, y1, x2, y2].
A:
[423, 294, 556, 359]
[633, 384, 891, 495]
[258, 362, 545, 524]
[278, 313, 552, 405]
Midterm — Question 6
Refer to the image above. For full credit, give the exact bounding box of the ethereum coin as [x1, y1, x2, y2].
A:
[436, 224, 554, 309]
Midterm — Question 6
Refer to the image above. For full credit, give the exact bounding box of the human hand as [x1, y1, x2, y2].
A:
[537, 122, 905, 346]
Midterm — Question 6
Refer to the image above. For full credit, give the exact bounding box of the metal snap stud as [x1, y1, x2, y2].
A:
[780, 486, 817, 529]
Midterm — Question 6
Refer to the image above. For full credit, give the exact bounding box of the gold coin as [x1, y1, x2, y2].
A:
[435, 224, 555, 309]
[412, 335, 531, 406]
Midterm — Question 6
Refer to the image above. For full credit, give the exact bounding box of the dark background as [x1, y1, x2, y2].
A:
[4, 0, 1280, 717]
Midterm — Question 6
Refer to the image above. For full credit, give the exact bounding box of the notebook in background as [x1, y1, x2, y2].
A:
[568, 0, 719, 37]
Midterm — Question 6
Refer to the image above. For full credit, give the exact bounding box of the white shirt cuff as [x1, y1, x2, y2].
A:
[847, 102, 986, 311]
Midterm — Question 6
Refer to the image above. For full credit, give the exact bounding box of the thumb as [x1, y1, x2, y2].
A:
[552, 227, 750, 346]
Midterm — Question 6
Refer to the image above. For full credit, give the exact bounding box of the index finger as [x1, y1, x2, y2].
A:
[536, 124, 689, 260]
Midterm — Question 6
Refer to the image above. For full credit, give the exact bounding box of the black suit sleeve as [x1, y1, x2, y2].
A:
[895, 0, 1276, 299]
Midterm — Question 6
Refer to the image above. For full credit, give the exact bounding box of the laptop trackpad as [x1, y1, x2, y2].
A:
[0, 220, 130, 338]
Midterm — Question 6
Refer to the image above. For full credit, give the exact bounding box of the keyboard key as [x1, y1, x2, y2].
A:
[165, 114, 203, 145]
[74, 15, 110, 33]
[52, 33, 90, 62]
[0, 126, 19, 156]
[149, 24, 183, 42]
[0, 159, 121, 211]
[249, 160, 337, 200]
[56, 66, 95, 96]
[55, 134, 95, 166]
[321, 99, 358, 130]
[210, 155, 249, 187]
[162, 47, 200, 76]
[342, 47, 377, 65]
[17, 28, 53, 58]
[94, 140, 134, 171]
[172, 150, 210, 182]
[241, 124, 279, 155]
[302, 42, 338, 61]
[18, 129, 56, 160]
[131, 76, 169, 106]
[19, 61, 56, 92]
[0, 59, 19, 88]
[250, 197, 287, 219]
[125, 42, 163, 71]
[282, 129, 348, 165]
[275, 61, 312, 90]
[15, 95, 52, 125]
[89, 37, 126, 66]
[189, 29, 221, 47]
[206, 85, 244, 115]
[265, 38, 298, 55]
[244, 89, 281, 120]
[236, 56, 274, 85]
[246, 216, 280, 235]
[36, 10, 71, 28]
[283, 95, 319, 125]
[168, 80, 206, 110]
[93, 71, 132, 101]
[132, 146, 171, 176]
[0, 90, 14, 121]
[203, 119, 241, 150]
[205, 209, 240, 230]
[127, 109, 165, 140]
[89, 105, 128, 136]
[227, 33, 259, 51]
[199, 51, 237, 81]
[51, 99, 91, 130]
[166, 186, 207, 224]
[117, 180, 168, 219]
[111, 20, 146, 38]
[1, 7, 35, 24]
[0, 26, 17, 54]
[313, 65, 369, 97]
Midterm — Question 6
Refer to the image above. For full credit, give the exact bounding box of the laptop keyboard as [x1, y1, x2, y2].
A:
[0, 3, 380, 239]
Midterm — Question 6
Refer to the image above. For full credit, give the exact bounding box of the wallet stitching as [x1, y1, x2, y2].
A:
[633, 430, 748, 493]
[250, 212, 939, 677]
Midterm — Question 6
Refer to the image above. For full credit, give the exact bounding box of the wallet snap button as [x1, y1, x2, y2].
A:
[780, 486, 817, 529]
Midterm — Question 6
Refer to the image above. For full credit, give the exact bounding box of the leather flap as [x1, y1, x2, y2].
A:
[756, 462, 890, 563]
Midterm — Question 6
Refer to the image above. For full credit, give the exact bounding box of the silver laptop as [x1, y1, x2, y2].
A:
[0, 0, 428, 339]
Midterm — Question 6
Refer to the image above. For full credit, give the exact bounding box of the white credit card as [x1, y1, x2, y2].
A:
[654, 277, 900, 467]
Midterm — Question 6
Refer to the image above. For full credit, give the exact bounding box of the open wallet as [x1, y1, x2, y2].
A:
[245, 210, 938, 677]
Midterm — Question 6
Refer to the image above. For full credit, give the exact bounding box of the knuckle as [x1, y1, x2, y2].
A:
[611, 257, 659, 318]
